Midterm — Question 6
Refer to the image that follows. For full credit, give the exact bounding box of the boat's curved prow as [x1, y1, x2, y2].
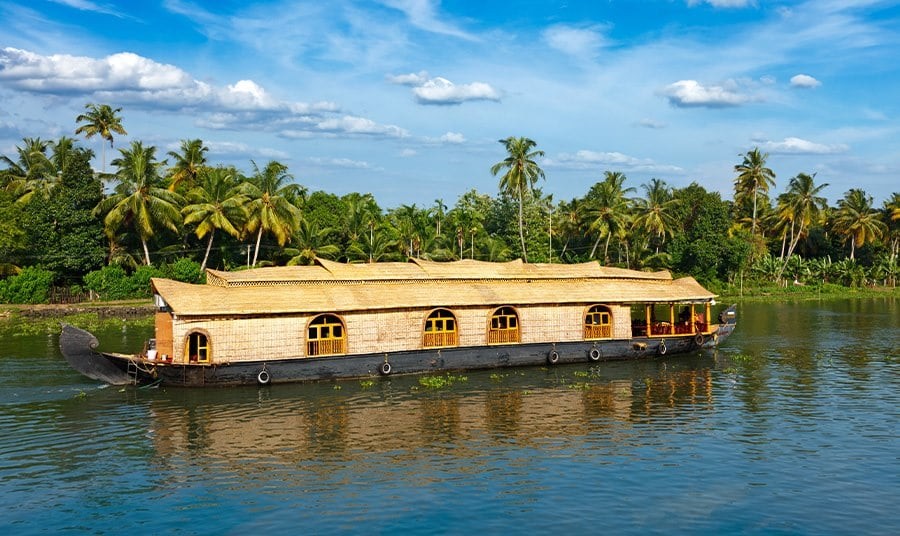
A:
[704, 304, 738, 348]
[59, 324, 133, 385]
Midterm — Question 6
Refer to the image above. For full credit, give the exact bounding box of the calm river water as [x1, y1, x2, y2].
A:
[1, 299, 898, 535]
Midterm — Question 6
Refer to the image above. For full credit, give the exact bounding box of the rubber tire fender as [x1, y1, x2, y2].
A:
[380, 361, 392, 375]
[589, 348, 601, 361]
[547, 350, 560, 365]
[658, 340, 667, 355]
[257, 369, 271, 385]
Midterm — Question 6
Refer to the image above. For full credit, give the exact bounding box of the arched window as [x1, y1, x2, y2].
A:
[488, 306, 520, 344]
[185, 331, 210, 363]
[423, 308, 458, 348]
[307, 314, 346, 357]
[584, 305, 613, 339]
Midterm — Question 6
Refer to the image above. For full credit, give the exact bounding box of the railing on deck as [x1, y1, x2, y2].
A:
[423, 331, 458, 348]
[583, 325, 612, 339]
[307, 338, 345, 357]
[488, 328, 520, 344]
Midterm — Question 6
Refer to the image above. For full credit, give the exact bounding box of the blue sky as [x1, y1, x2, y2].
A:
[1, 0, 898, 208]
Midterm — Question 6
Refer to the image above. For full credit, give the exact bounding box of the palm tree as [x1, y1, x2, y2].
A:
[556, 197, 586, 261]
[168, 139, 209, 192]
[94, 141, 183, 265]
[884, 193, 900, 264]
[432, 198, 447, 237]
[733, 147, 776, 234]
[286, 218, 341, 265]
[775, 173, 829, 279]
[586, 171, 634, 263]
[240, 160, 303, 266]
[75, 103, 127, 174]
[0, 137, 54, 202]
[182, 166, 249, 271]
[49, 136, 79, 179]
[633, 178, 679, 254]
[832, 188, 887, 260]
[490, 136, 545, 262]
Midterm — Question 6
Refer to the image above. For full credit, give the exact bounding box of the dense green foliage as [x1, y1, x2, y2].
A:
[1, 105, 898, 303]
[0, 267, 55, 304]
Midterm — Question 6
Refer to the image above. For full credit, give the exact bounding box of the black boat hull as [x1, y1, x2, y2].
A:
[60, 323, 734, 387]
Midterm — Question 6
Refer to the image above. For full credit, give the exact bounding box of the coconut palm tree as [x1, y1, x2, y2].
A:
[884, 193, 900, 264]
[94, 141, 183, 265]
[240, 160, 303, 266]
[0, 137, 55, 203]
[75, 103, 127, 174]
[633, 178, 679, 254]
[832, 188, 887, 260]
[167, 139, 209, 192]
[586, 171, 634, 263]
[733, 147, 776, 234]
[490, 136, 545, 262]
[182, 166, 249, 271]
[556, 197, 587, 261]
[775, 173, 829, 280]
[286, 218, 341, 265]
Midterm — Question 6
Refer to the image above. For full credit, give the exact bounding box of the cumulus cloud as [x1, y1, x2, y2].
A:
[0, 47, 404, 139]
[660, 79, 755, 108]
[543, 24, 608, 58]
[790, 74, 821, 88]
[411, 77, 500, 105]
[759, 136, 848, 154]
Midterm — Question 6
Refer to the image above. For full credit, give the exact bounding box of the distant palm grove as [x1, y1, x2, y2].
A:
[1, 104, 898, 303]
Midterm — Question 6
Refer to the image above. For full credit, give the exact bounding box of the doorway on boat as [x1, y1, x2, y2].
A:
[423, 308, 459, 348]
[488, 306, 520, 344]
[185, 331, 210, 363]
[307, 314, 347, 356]
[584, 305, 613, 340]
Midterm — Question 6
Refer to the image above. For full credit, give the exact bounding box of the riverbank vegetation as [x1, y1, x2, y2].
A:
[1, 104, 898, 304]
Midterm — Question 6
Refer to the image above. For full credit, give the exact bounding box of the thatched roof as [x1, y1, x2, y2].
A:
[206, 257, 671, 287]
[155, 258, 714, 317]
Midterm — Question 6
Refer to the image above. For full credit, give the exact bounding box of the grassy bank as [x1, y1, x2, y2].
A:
[717, 283, 899, 302]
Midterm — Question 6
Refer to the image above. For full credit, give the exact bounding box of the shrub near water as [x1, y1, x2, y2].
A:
[0, 267, 55, 304]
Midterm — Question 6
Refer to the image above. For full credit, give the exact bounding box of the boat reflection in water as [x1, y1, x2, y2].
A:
[144, 364, 716, 467]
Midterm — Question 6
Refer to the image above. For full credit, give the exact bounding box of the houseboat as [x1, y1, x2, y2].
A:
[60, 257, 736, 387]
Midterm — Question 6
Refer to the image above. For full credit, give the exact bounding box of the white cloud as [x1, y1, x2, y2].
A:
[0, 47, 407, 140]
[411, 77, 501, 105]
[542, 24, 608, 58]
[204, 140, 290, 160]
[316, 115, 409, 137]
[0, 48, 194, 93]
[548, 150, 683, 174]
[440, 131, 465, 144]
[399, 148, 417, 157]
[759, 136, 848, 154]
[660, 79, 755, 108]
[49, 0, 127, 17]
[790, 74, 821, 88]
[386, 71, 430, 86]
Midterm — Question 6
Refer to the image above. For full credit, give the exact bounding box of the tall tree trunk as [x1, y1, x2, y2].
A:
[589, 233, 602, 260]
[518, 188, 527, 262]
[141, 237, 151, 266]
[252, 227, 263, 266]
[751, 179, 758, 234]
[603, 232, 612, 264]
[201, 230, 215, 272]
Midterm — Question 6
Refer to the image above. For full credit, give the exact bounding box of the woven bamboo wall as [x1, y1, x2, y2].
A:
[169, 302, 641, 363]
